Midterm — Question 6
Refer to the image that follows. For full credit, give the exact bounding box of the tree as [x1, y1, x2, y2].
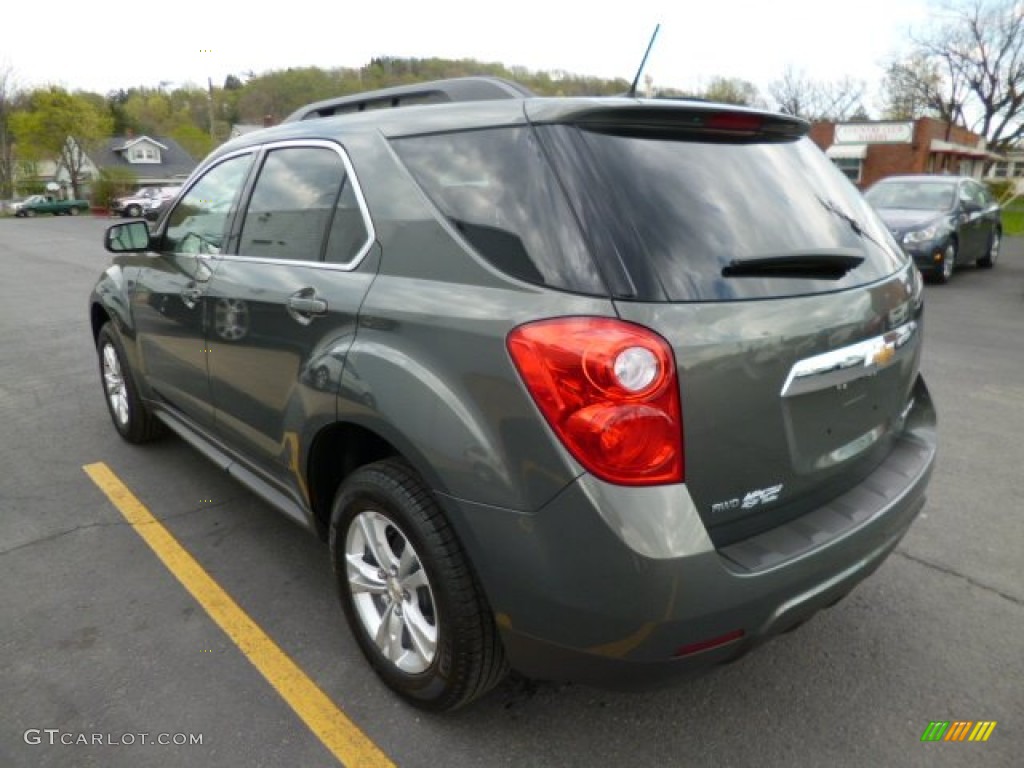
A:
[880, 53, 955, 120]
[884, 0, 1024, 153]
[700, 77, 763, 107]
[769, 67, 867, 121]
[237, 67, 349, 125]
[11, 87, 112, 199]
[92, 166, 137, 209]
[0, 65, 19, 199]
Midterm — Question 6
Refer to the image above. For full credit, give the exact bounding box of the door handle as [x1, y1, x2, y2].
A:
[287, 289, 328, 325]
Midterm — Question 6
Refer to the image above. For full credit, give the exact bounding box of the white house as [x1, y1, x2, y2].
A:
[987, 144, 1024, 195]
[28, 134, 199, 198]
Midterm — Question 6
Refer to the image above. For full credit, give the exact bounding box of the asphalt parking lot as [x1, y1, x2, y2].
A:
[1, 215, 1021, 768]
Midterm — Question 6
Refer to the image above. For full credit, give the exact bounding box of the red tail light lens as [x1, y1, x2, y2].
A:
[507, 317, 683, 485]
[705, 112, 764, 133]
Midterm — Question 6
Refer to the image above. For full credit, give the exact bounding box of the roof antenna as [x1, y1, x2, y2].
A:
[627, 23, 661, 98]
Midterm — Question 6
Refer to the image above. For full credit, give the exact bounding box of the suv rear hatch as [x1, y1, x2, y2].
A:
[530, 103, 923, 546]
[392, 101, 924, 547]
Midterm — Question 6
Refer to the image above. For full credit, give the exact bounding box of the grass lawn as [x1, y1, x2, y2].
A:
[1004, 202, 1024, 237]
[1002, 191, 1024, 236]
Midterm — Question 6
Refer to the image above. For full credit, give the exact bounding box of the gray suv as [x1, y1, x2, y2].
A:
[90, 77, 936, 711]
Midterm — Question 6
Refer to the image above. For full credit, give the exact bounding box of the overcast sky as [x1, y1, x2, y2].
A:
[5, 0, 934, 109]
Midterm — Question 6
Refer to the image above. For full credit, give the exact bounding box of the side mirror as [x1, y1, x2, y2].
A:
[105, 220, 152, 253]
[959, 197, 982, 213]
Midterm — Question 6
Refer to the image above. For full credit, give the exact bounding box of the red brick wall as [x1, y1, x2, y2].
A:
[809, 118, 987, 189]
[808, 123, 834, 151]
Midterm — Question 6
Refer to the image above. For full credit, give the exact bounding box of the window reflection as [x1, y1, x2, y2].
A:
[393, 128, 604, 294]
[239, 147, 347, 262]
[166, 154, 254, 254]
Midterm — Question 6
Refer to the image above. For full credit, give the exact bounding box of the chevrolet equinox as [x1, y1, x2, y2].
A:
[90, 77, 937, 711]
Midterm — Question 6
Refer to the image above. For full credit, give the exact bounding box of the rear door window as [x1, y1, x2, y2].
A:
[238, 145, 364, 263]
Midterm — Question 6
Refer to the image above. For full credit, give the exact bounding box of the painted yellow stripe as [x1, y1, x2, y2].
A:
[83, 462, 394, 768]
[970, 721, 997, 742]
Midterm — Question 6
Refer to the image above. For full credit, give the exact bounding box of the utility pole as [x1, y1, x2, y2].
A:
[207, 77, 216, 142]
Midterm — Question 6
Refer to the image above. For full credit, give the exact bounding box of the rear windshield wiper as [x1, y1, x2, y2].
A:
[818, 196, 885, 250]
[722, 251, 864, 280]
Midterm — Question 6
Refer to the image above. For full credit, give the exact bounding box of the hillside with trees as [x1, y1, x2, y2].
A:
[2, 1, 1022, 202]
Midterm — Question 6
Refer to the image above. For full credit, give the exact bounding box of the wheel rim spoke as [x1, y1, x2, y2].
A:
[358, 513, 398, 571]
[397, 544, 418, 579]
[400, 565, 429, 592]
[374, 601, 404, 663]
[401, 600, 438, 667]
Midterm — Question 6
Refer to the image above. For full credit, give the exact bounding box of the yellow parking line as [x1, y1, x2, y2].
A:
[83, 462, 395, 768]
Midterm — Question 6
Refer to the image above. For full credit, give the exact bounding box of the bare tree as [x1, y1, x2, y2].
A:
[885, 0, 1024, 152]
[768, 67, 867, 121]
[0, 65, 18, 199]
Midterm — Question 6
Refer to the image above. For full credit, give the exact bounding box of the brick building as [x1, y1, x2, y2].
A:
[809, 118, 1001, 188]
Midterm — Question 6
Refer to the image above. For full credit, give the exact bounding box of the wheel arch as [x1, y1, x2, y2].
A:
[306, 419, 450, 541]
[89, 265, 136, 342]
[90, 302, 112, 344]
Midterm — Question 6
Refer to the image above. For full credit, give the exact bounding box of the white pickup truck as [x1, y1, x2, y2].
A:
[111, 187, 179, 218]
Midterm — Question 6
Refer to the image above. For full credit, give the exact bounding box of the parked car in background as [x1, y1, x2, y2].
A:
[13, 194, 90, 217]
[89, 77, 936, 711]
[111, 186, 179, 218]
[143, 188, 180, 222]
[864, 175, 1002, 283]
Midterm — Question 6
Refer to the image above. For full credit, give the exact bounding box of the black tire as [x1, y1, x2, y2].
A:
[126, 204, 142, 218]
[935, 241, 956, 284]
[69, 206, 80, 216]
[977, 229, 1000, 268]
[329, 458, 507, 711]
[25, 209, 36, 218]
[96, 323, 164, 443]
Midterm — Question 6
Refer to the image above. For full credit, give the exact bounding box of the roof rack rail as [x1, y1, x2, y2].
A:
[283, 77, 535, 122]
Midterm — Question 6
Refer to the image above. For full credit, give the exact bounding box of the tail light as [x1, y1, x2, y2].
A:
[507, 317, 683, 486]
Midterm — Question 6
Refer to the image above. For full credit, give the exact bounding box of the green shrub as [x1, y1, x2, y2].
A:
[92, 167, 137, 208]
[985, 178, 1016, 204]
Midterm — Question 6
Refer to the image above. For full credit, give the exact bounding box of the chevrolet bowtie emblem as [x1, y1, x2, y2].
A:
[871, 343, 896, 367]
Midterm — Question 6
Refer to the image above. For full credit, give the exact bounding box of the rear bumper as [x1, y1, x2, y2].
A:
[447, 376, 936, 689]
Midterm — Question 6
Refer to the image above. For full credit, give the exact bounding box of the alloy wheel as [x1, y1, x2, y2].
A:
[101, 342, 129, 427]
[345, 509, 438, 674]
[941, 244, 955, 282]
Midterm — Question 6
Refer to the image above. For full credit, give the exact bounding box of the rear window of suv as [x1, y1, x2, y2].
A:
[394, 120, 906, 302]
[540, 124, 907, 302]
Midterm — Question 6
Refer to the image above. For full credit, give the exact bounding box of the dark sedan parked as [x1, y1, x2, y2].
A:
[864, 175, 1002, 283]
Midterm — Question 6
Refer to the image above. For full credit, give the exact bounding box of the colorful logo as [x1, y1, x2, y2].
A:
[921, 721, 997, 742]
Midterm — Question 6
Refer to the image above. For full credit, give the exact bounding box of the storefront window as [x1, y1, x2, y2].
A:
[833, 157, 862, 183]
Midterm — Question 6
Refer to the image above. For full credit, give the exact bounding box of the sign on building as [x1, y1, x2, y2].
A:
[835, 122, 913, 144]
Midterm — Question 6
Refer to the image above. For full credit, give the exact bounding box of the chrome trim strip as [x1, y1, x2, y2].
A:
[780, 321, 917, 398]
